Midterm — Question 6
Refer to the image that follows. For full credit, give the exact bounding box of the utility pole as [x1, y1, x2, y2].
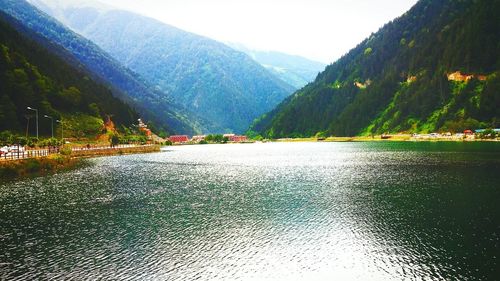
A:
[56, 119, 63, 141]
[44, 115, 54, 138]
[27, 107, 38, 139]
[25, 115, 31, 138]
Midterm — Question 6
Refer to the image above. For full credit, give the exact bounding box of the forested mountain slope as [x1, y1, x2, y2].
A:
[31, 0, 295, 133]
[0, 0, 206, 135]
[0, 13, 137, 137]
[251, 0, 500, 138]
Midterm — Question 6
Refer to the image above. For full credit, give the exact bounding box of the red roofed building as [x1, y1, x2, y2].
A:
[169, 135, 190, 143]
[229, 135, 248, 142]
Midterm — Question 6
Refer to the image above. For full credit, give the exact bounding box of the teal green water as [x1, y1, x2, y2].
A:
[1, 142, 499, 280]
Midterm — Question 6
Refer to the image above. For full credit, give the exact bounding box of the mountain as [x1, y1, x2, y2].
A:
[0, 11, 137, 137]
[227, 43, 326, 89]
[30, 0, 295, 133]
[251, 0, 500, 138]
[0, 0, 205, 135]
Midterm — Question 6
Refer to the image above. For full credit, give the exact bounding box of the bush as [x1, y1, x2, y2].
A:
[0, 131, 13, 146]
[49, 154, 66, 164]
[479, 129, 497, 139]
[206, 134, 227, 143]
[109, 133, 120, 147]
[27, 138, 37, 148]
[315, 131, 327, 139]
[253, 135, 263, 141]
[25, 159, 41, 173]
[59, 146, 72, 156]
[119, 134, 147, 144]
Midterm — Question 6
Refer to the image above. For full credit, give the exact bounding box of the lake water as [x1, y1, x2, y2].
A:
[1, 142, 499, 280]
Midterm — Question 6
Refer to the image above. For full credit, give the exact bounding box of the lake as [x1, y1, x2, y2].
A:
[1, 142, 499, 280]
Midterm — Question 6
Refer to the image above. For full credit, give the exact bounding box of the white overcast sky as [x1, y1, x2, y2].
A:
[97, 0, 418, 64]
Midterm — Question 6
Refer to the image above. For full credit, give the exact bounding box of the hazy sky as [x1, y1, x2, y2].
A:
[97, 0, 418, 63]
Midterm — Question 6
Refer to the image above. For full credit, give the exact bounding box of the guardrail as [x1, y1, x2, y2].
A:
[0, 148, 55, 161]
[0, 144, 155, 162]
[71, 144, 144, 151]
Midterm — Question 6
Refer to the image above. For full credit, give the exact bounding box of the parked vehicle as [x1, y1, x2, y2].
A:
[0, 145, 26, 158]
[6, 145, 25, 154]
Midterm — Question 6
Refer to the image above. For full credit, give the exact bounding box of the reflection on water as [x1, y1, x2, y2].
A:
[1, 142, 499, 280]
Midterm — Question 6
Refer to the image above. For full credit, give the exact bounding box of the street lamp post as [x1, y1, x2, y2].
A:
[44, 115, 54, 138]
[56, 120, 63, 141]
[25, 115, 32, 138]
[27, 107, 38, 139]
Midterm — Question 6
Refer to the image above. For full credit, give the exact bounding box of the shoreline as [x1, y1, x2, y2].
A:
[0, 145, 161, 182]
[0, 155, 85, 181]
[272, 135, 499, 143]
[2, 138, 497, 181]
[70, 144, 161, 158]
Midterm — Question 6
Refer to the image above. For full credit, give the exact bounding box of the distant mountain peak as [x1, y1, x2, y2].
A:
[29, 0, 295, 133]
[226, 42, 326, 89]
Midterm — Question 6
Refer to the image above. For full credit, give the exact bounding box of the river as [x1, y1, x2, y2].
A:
[1, 142, 499, 280]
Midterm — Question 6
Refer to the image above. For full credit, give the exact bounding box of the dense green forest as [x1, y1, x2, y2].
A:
[0, 14, 138, 138]
[251, 0, 500, 138]
[0, 0, 210, 135]
[34, 0, 294, 132]
[32, 3, 294, 133]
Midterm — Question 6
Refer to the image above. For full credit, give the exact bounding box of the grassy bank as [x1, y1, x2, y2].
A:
[0, 154, 85, 181]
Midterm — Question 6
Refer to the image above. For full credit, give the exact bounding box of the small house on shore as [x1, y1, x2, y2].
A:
[229, 135, 248, 142]
[169, 135, 189, 143]
[192, 135, 206, 142]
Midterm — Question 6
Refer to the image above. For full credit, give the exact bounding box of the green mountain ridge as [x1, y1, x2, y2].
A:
[0, 0, 211, 135]
[31, 0, 295, 133]
[0, 12, 137, 137]
[251, 0, 500, 138]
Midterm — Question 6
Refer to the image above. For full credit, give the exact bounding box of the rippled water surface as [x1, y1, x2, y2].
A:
[1, 142, 499, 280]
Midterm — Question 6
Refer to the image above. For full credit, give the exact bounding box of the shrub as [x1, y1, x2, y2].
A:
[109, 133, 120, 147]
[25, 159, 41, 173]
[479, 129, 497, 139]
[49, 154, 66, 164]
[59, 146, 72, 156]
